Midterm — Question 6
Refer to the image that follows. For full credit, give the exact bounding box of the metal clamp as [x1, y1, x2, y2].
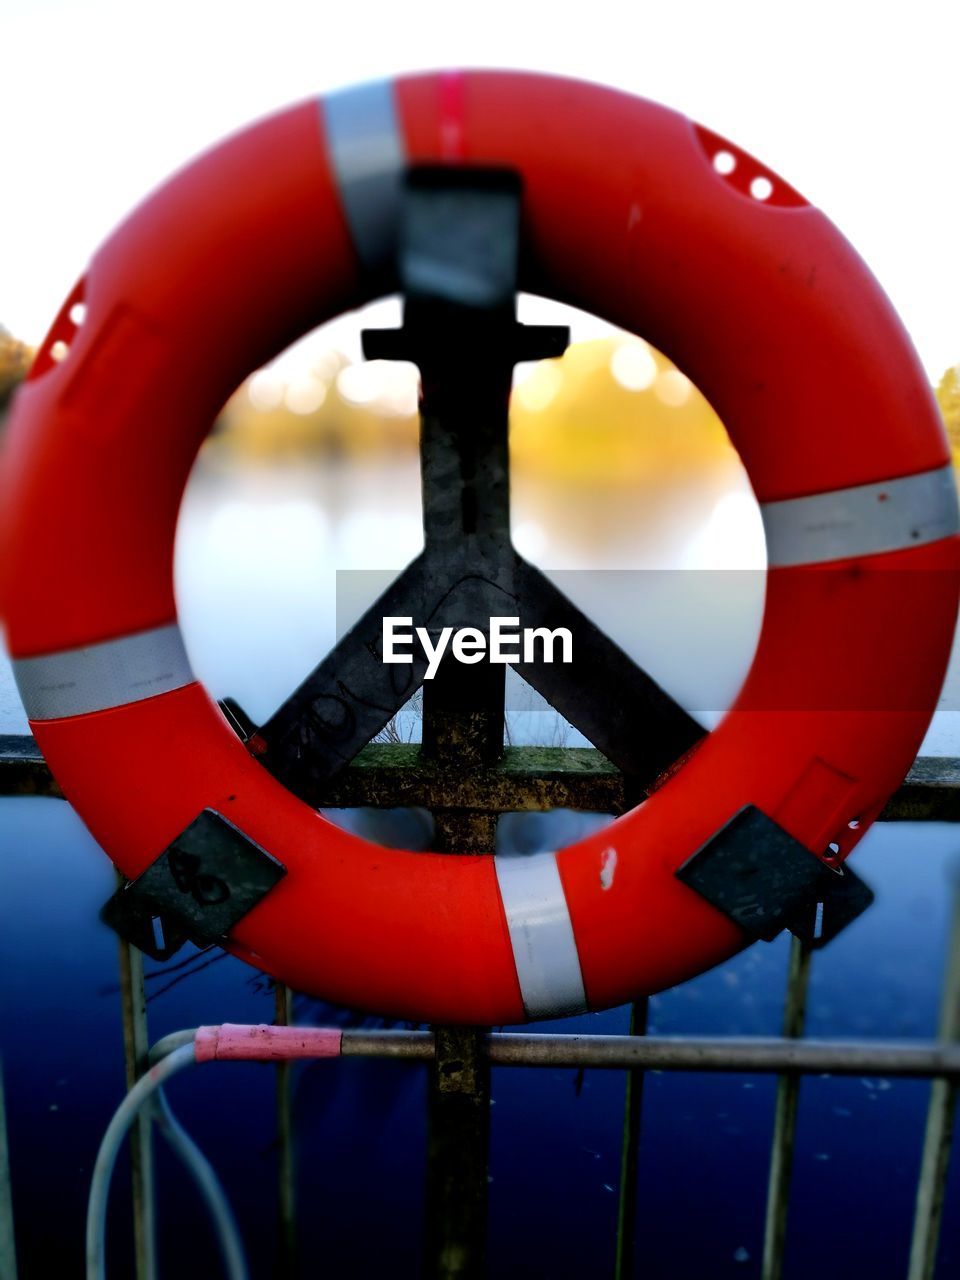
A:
[101, 809, 286, 961]
[675, 805, 874, 949]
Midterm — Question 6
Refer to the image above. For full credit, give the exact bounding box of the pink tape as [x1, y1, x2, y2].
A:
[194, 1023, 343, 1063]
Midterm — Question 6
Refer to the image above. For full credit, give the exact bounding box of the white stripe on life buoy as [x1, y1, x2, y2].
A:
[322, 80, 405, 276]
[495, 850, 588, 1019]
[12, 623, 195, 721]
[761, 463, 959, 567]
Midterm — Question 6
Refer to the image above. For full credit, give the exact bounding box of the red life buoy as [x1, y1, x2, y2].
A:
[2, 71, 958, 1023]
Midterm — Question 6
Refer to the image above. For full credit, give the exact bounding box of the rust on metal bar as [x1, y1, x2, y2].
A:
[613, 998, 649, 1280]
[117, 922, 156, 1280]
[880, 756, 960, 821]
[761, 935, 812, 1280]
[274, 983, 297, 1278]
[149, 1024, 960, 1078]
[8, 735, 960, 823]
[340, 1029, 960, 1076]
[321, 743, 624, 816]
[420, 657, 499, 1278]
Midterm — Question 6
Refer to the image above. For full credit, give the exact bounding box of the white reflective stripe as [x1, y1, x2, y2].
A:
[761, 464, 959, 567]
[495, 851, 588, 1019]
[322, 80, 405, 274]
[12, 624, 194, 721]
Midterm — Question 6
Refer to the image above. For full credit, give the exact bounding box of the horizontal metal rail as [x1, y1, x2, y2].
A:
[151, 1027, 960, 1077]
[3, 734, 960, 822]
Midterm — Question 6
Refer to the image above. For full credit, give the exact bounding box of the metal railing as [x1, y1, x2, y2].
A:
[2, 739, 960, 1279]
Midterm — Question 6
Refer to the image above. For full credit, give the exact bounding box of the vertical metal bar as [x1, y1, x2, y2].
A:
[371, 167, 563, 1279]
[0, 1056, 18, 1280]
[613, 997, 649, 1280]
[425, 1026, 492, 1280]
[275, 982, 297, 1277]
[761, 935, 812, 1280]
[117, 931, 156, 1280]
[422, 657, 500, 1280]
[907, 878, 960, 1280]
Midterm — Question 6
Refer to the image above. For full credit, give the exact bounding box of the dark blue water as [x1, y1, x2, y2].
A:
[2, 795, 959, 1278]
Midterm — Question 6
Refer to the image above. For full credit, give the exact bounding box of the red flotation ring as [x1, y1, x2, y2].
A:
[2, 71, 958, 1023]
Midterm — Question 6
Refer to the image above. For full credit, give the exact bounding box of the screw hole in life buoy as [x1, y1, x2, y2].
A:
[27, 277, 86, 380]
[694, 123, 807, 208]
[821, 838, 845, 868]
[821, 816, 865, 868]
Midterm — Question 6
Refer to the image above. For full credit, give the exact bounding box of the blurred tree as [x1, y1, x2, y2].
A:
[0, 327, 33, 414]
[936, 365, 960, 462]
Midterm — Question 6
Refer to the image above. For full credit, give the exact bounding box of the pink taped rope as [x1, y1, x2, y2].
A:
[194, 1023, 343, 1063]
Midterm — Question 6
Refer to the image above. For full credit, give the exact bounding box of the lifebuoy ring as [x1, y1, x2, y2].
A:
[2, 71, 958, 1023]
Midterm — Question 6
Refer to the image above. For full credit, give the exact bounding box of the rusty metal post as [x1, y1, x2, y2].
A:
[117, 928, 156, 1280]
[761, 935, 812, 1280]
[421, 655, 501, 1280]
[425, 1022, 492, 1280]
[275, 982, 297, 1277]
[907, 873, 960, 1280]
[613, 997, 649, 1280]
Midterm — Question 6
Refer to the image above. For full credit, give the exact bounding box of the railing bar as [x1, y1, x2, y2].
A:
[761, 936, 812, 1280]
[334, 1029, 960, 1075]
[907, 878, 960, 1280]
[614, 998, 649, 1280]
[0, 1055, 18, 1280]
[117, 927, 156, 1280]
[5, 735, 960, 820]
[274, 983, 296, 1278]
[146, 1025, 960, 1076]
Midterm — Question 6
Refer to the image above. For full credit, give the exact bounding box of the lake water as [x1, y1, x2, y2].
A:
[1, 451, 959, 1278]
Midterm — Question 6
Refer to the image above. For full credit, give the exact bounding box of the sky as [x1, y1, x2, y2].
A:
[2, 0, 959, 379]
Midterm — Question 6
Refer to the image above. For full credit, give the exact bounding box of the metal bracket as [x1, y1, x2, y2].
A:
[249, 165, 706, 803]
[101, 809, 286, 961]
[675, 805, 874, 949]
[217, 697, 257, 743]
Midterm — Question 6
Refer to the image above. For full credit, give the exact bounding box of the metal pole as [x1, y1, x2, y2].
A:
[334, 1029, 960, 1075]
[425, 1025, 492, 1280]
[422, 657, 500, 1280]
[907, 876, 960, 1280]
[614, 998, 649, 1280]
[148, 1024, 960, 1073]
[117, 931, 156, 1280]
[0, 1056, 18, 1280]
[761, 936, 812, 1280]
[275, 983, 297, 1277]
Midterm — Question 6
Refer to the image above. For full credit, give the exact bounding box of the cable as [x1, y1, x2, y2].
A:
[87, 1035, 249, 1280]
[152, 1089, 248, 1280]
[89, 1023, 345, 1279]
[86, 1044, 196, 1280]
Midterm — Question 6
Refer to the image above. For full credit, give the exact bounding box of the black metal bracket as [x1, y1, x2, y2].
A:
[675, 805, 874, 950]
[247, 164, 706, 805]
[101, 809, 286, 961]
[217, 697, 257, 743]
